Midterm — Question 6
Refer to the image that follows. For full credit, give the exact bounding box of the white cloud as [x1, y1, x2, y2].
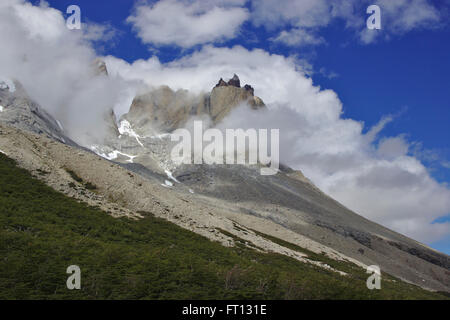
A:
[2, 1, 449, 246]
[377, 136, 410, 159]
[377, 0, 441, 33]
[359, 0, 442, 43]
[127, 0, 249, 48]
[126, 0, 445, 48]
[318, 67, 339, 79]
[12, 0, 66, 41]
[250, 0, 332, 29]
[0, 0, 133, 145]
[271, 28, 325, 47]
[249, 0, 363, 47]
[249, 0, 443, 46]
[106, 45, 450, 244]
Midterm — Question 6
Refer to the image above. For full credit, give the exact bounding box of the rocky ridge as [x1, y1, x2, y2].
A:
[0, 66, 449, 292]
[123, 74, 265, 134]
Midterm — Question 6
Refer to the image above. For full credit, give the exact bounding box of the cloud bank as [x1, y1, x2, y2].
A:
[126, 0, 445, 47]
[0, 1, 449, 246]
[105, 45, 450, 244]
[250, 0, 443, 45]
[0, 0, 134, 145]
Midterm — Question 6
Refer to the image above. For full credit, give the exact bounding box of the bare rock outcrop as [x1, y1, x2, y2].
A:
[209, 75, 265, 122]
[125, 86, 208, 134]
[126, 74, 265, 133]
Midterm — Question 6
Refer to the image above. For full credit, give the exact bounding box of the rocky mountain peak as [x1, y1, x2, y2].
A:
[212, 75, 256, 96]
[214, 74, 242, 89]
[227, 74, 241, 87]
[125, 75, 265, 133]
[215, 78, 228, 88]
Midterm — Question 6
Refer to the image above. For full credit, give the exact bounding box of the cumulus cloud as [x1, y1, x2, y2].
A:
[249, 0, 443, 46]
[271, 28, 325, 47]
[127, 0, 445, 49]
[105, 45, 450, 244]
[249, 0, 335, 47]
[359, 0, 442, 43]
[376, 0, 441, 33]
[250, 0, 332, 29]
[127, 0, 249, 48]
[0, 0, 134, 145]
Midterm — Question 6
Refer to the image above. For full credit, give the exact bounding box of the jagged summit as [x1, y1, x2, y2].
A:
[213, 74, 256, 96]
[214, 74, 250, 89]
[228, 74, 241, 87]
[2, 72, 449, 294]
[215, 78, 228, 88]
[209, 75, 265, 123]
[124, 75, 265, 134]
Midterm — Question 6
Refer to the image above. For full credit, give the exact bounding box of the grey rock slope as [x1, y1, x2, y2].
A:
[0, 80, 77, 147]
[168, 163, 450, 292]
[1, 75, 449, 293]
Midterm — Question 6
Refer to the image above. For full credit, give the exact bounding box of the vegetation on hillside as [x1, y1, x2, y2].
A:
[0, 153, 447, 299]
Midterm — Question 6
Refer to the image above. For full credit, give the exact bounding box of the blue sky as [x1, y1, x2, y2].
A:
[24, 0, 450, 253]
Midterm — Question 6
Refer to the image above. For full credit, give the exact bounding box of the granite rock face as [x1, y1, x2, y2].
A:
[209, 80, 265, 122]
[124, 86, 208, 134]
[125, 74, 265, 133]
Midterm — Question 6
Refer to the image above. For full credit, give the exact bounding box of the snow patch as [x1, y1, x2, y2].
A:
[0, 105, 4, 112]
[150, 133, 171, 140]
[90, 145, 137, 163]
[165, 170, 180, 183]
[0, 149, 6, 155]
[164, 180, 173, 187]
[118, 120, 144, 147]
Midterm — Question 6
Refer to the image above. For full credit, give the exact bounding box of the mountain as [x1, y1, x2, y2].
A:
[1, 150, 446, 299]
[123, 74, 265, 134]
[0, 71, 449, 297]
[0, 79, 76, 146]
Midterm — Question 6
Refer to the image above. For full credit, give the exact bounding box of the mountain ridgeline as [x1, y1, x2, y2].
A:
[0, 66, 449, 298]
[123, 74, 265, 134]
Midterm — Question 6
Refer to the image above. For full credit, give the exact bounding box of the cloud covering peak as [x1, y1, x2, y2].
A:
[0, 0, 449, 246]
[105, 44, 450, 244]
